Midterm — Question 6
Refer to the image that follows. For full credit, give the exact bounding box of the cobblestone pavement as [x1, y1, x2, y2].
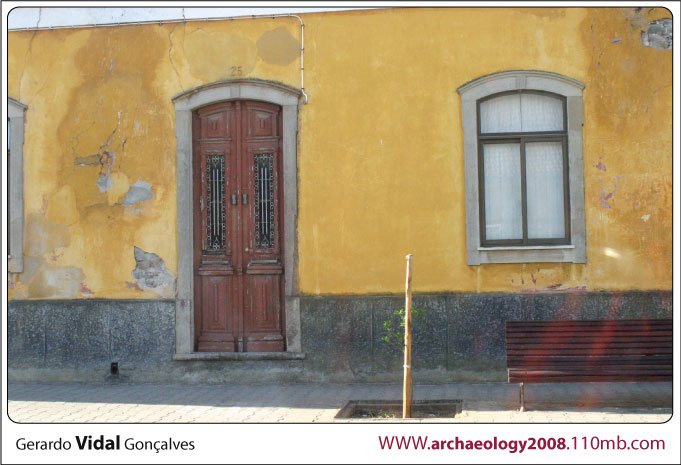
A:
[7, 381, 672, 423]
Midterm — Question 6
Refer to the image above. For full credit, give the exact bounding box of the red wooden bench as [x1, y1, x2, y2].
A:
[505, 319, 672, 411]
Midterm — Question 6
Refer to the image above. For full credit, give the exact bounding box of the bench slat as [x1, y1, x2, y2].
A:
[509, 367, 672, 374]
[508, 348, 672, 356]
[507, 330, 672, 337]
[509, 374, 671, 383]
[507, 357, 672, 366]
[507, 354, 671, 360]
[506, 338, 672, 349]
[506, 319, 671, 326]
[505, 319, 672, 384]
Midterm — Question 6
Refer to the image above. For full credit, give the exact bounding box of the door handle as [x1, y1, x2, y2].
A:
[231, 193, 238, 206]
[242, 193, 248, 205]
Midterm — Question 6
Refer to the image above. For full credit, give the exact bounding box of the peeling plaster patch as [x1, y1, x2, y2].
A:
[132, 246, 175, 298]
[641, 214, 651, 222]
[28, 266, 84, 299]
[610, 37, 622, 44]
[96, 151, 116, 192]
[74, 113, 122, 193]
[595, 162, 607, 171]
[79, 149, 118, 193]
[97, 175, 112, 192]
[256, 27, 300, 66]
[74, 153, 103, 166]
[123, 181, 153, 206]
[641, 19, 672, 50]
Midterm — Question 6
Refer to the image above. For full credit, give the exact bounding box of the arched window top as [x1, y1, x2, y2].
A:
[458, 70, 584, 102]
[479, 91, 566, 134]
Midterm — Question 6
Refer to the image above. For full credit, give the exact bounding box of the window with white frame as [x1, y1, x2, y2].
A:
[7, 97, 26, 273]
[458, 71, 586, 265]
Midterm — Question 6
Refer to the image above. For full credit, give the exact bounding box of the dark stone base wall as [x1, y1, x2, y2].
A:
[8, 300, 176, 371]
[8, 291, 673, 383]
[298, 291, 674, 382]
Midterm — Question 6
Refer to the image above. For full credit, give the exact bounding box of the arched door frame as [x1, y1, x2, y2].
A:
[173, 79, 302, 355]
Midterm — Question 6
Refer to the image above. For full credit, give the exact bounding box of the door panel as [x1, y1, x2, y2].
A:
[193, 100, 285, 352]
[196, 273, 236, 352]
[244, 272, 284, 351]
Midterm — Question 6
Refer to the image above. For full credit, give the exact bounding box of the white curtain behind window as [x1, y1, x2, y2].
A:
[480, 93, 563, 133]
[519, 94, 563, 132]
[480, 94, 521, 133]
[483, 143, 522, 240]
[526, 142, 565, 238]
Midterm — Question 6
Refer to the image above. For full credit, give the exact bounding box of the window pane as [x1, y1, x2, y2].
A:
[483, 143, 522, 240]
[520, 93, 564, 132]
[526, 142, 565, 239]
[480, 93, 564, 133]
[480, 94, 521, 133]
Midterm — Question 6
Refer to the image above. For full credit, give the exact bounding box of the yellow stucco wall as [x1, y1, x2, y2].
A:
[7, 7, 672, 299]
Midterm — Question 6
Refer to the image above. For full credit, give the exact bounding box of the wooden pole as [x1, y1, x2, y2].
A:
[403, 254, 413, 419]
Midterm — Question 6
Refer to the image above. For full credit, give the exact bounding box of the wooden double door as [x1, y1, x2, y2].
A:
[193, 100, 285, 352]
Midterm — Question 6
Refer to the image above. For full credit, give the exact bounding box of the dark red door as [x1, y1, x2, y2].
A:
[193, 100, 285, 352]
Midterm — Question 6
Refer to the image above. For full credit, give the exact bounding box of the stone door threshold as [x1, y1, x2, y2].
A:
[173, 352, 306, 361]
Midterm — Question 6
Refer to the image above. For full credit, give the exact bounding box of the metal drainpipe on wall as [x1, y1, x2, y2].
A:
[9, 12, 310, 104]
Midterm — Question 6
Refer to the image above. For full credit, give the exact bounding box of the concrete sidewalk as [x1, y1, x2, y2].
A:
[7, 381, 672, 423]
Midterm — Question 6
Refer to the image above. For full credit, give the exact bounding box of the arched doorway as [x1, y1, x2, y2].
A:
[173, 80, 302, 355]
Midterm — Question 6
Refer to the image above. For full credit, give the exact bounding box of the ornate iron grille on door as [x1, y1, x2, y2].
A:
[206, 154, 226, 251]
[254, 153, 275, 248]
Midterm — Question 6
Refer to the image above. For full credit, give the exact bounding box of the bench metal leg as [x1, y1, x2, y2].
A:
[519, 382, 525, 412]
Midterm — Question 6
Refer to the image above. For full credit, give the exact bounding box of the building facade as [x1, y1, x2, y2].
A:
[6, 7, 673, 382]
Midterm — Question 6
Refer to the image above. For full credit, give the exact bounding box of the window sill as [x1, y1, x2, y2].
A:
[470, 244, 585, 264]
[478, 245, 575, 251]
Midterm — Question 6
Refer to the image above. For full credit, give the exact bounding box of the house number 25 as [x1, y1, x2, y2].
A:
[230, 66, 243, 77]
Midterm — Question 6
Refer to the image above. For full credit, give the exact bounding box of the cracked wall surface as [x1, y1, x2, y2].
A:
[7, 7, 672, 299]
